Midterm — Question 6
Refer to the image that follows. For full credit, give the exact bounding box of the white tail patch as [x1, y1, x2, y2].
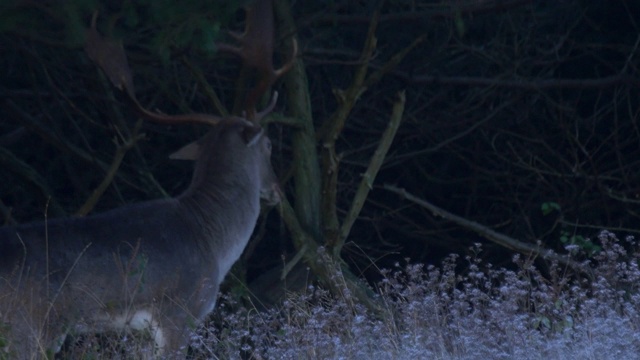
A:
[110, 309, 165, 351]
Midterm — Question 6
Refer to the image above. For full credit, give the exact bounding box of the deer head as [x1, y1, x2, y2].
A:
[0, 0, 295, 357]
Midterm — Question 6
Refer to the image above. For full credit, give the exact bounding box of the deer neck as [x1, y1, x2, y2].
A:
[175, 134, 261, 267]
[179, 174, 259, 217]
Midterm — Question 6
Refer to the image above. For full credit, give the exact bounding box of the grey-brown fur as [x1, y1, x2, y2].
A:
[0, 124, 280, 357]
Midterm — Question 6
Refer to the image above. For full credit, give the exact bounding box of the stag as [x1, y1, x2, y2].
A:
[0, 0, 295, 357]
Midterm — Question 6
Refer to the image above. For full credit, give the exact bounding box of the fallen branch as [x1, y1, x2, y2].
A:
[384, 184, 591, 275]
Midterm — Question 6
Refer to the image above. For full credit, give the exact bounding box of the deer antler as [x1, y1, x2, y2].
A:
[217, 0, 297, 123]
[85, 1, 295, 128]
[85, 12, 235, 127]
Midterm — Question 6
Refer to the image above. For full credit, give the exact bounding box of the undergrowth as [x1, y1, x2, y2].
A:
[193, 231, 640, 359]
[6, 231, 640, 359]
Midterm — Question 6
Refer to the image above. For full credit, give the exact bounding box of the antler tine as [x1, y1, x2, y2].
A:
[132, 103, 226, 126]
[273, 38, 298, 78]
[86, 12, 226, 127]
[216, 0, 297, 124]
[253, 91, 279, 123]
[86, 3, 296, 128]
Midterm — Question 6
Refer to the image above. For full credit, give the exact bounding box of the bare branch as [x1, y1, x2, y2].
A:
[320, 4, 381, 242]
[335, 91, 406, 256]
[400, 73, 639, 89]
[75, 121, 145, 216]
[384, 184, 591, 276]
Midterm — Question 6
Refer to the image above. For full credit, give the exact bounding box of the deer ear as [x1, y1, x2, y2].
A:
[169, 141, 201, 160]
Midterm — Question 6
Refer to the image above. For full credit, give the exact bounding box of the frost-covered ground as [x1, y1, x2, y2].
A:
[194, 231, 640, 360]
[48, 231, 640, 359]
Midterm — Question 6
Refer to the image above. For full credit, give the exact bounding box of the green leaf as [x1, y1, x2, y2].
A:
[454, 11, 465, 37]
[541, 202, 561, 215]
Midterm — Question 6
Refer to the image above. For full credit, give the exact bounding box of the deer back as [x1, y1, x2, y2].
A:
[0, 125, 278, 354]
